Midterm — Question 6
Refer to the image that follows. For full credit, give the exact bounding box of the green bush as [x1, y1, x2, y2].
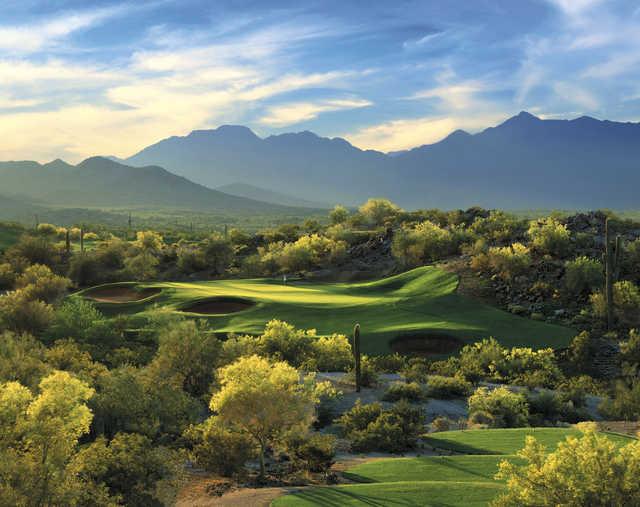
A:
[382, 381, 424, 402]
[527, 217, 572, 257]
[468, 386, 529, 428]
[285, 433, 336, 473]
[564, 256, 603, 295]
[392, 220, 462, 266]
[401, 357, 432, 383]
[346, 355, 379, 387]
[591, 280, 640, 327]
[599, 380, 640, 421]
[426, 375, 472, 399]
[485, 243, 531, 279]
[184, 418, 255, 477]
[0, 289, 54, 334]
[368, 353, 407, 373]
[0, 263, 15, 290]
[337, 400, 424, 452]
[15, 264, 70, 303]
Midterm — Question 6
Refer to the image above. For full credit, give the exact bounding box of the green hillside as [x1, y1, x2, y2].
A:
[77, 266, 576, 354]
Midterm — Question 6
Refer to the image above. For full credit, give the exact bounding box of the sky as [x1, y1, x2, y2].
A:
[0, 0, 639, 162]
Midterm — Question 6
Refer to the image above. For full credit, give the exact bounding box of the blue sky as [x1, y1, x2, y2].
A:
[0, 0, 639, 162]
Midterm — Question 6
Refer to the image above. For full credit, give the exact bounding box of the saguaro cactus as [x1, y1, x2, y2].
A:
[604, 217, 623, 330]
[353, 323, 361, 392]
[80, 227, 85, 253]
[65, 229, 71, 255]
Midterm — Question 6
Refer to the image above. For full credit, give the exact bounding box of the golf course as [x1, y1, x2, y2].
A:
[272, 428, 635, 506]
[77, 266, 575, 354]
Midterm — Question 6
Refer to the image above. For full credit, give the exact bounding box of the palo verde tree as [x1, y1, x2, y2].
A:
[209, 355, 324, 479]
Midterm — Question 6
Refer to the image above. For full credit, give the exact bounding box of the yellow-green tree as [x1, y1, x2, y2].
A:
[493, 424, 640, 506]
[210, 355, 323, 478]
[0, 371, 94, 506]
[358, 198, 401, 227]
[125, 230, 164, 280]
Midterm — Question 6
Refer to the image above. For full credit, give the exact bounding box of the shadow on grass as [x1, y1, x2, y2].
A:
[286, 487, 435, 506]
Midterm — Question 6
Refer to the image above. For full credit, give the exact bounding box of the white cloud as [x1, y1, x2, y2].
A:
[259, 98, 372, 127]
[0, 6, 126, 53]
[344, 113, 506, 153]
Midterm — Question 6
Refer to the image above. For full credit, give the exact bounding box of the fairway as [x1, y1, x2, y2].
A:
[78, 266, 575, 354]
[273, 428, 635, 506]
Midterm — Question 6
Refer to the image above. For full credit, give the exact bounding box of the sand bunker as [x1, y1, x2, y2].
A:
[85, 286, 160, 303]
[181, 297, 255, 315]
[390, 332, 464, 356]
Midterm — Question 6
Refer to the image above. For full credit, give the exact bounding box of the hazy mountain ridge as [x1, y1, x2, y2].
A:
[125, 112, 640, 209]
[0, 156, 316, 214]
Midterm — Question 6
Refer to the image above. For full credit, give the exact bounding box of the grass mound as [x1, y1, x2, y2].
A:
[78, 266, 575, 354]
[273, 428, 635, 506]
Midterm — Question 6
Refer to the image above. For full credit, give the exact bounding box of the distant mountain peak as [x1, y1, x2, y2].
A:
[189, 125, 260, 140]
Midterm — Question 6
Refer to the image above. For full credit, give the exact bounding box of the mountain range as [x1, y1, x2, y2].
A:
[124, 112, 640, 210]
[1, 112, 639, 214]
[0, 157, 314, 214]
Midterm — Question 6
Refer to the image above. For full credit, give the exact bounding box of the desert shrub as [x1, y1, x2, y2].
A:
[426, 375, 472, 399]
[15, 264, 70, 303]
[567, 331, 597, 375]
[556, 375, 601, 407]
[591, 280, 640, 327]
[285, 433, 336, 473]
[310, 334, 352, 371]
[83, 232, 99, 241]
[368, 353, 407, 373]
[622, 238, 640, 282]
[0, 289, 54, 334]
[430, 416, 452, 433]
[493, 424, 640, 507]
[358, 198, 401, 227]
[329, 205, 349, 225]
[184, 417, 255, 477]
[458, 338, 562, 388]
[259, 235, 347, 274]
[526, 390, 574, 425]
[338, 400, 424, 452]
[401, 357, 432, 383]
[527, 217, 572, 257]
[36, 223, 58, 236]
[0, 263, 15, 290]
[176, 244, 207, 274]
[599, 379, 640, 421]
[392, 220, 462, 266]
[468, 386, 529, 428]
[564, 256, 603, 295]
[485, 243, 531, 279]
[73, 432, 182, 506]
[49, 298, 116, 346]
[346, 355, 379, 387]
[5, 234, 62, 267]
[221, 321, 351, 371]
[469, 211, 526, 244]
[458, 338, 505, 382]
[382, 381, 423, 402]
[0, 331, 49, 389]
[68, 253, 102, 286]
[620, 329, 640, 377]
[201, 233, 234, 275]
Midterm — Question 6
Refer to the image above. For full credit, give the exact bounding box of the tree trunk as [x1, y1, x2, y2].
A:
[259, 443, 266, 480]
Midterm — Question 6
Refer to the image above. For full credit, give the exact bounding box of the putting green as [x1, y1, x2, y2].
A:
[77, 266, 575, 354]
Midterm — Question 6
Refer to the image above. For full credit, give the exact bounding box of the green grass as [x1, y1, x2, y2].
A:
[273, 428, 635, 506]
[273, 481, 503, 507]
[422, 427, 633, 455]
[77, 266, 575, 354]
